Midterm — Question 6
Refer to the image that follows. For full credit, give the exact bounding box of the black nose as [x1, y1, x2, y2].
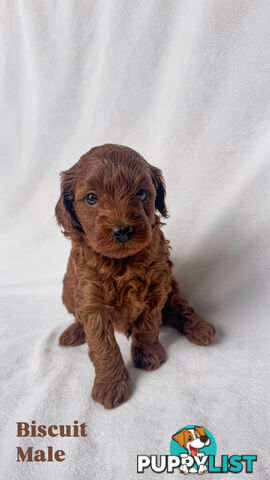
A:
[200, 436, 208, 443]
[111, 224, 133, 243]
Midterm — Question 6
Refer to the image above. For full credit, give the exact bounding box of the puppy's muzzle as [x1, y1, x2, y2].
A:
[111, 224, 133, 243]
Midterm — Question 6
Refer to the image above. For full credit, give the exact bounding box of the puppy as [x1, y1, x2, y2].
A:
[55, 144, 215, 408]
[172, 427, 210, 474]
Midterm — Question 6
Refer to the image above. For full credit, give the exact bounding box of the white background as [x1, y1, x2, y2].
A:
[0, 1, 269, 479]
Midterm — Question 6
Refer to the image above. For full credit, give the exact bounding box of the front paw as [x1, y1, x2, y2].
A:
[92, 369, 130, 409]
[198, 465, 207, 474]
[131, 342, 166, 371]
[184, 317, 216, 346]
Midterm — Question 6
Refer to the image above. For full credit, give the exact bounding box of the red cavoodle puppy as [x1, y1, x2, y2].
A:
[55, 144, 215, 409]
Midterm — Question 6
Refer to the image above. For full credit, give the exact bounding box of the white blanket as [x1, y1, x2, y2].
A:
[0, 1, 269, 478]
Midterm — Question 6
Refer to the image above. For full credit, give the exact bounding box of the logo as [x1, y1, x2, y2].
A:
[137, 425, 257, 475]
[170, 425, 216, 474]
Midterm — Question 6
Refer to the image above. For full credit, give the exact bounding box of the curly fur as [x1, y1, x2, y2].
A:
[55, 144, 215, 408]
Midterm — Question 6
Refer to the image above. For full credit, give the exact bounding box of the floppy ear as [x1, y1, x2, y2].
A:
[149, 165, 168, 218]
[172, 429, 188, 447]
[194, 426, 206, 437]
[55, 165, 83, 236]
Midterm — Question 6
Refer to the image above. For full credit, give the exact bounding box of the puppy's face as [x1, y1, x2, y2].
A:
[172, 427, 210, 456]
[55, 144, 167, 258]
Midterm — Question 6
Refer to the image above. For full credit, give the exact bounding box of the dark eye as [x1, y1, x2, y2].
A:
[136, 189, 148, 201]
[86, 193, 98, 205]
[188, 436, 193, 441]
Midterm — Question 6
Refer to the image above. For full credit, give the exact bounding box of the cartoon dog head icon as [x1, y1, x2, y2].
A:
[172, 426, 210, 457]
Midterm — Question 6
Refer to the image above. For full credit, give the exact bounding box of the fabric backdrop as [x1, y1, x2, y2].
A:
[0, 1, 269, 479]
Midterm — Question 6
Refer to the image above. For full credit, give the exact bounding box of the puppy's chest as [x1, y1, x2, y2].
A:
[102, 262, 171, 325]
[106, 273, 150, 318]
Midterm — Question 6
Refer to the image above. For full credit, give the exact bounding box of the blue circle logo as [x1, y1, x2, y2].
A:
[170, 425, 217, 474]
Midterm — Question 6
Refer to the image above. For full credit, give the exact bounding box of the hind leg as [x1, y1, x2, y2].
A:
[162, 277, 215, 346]
[59, 321, 85, 346]
[59, 254, 86, 346]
